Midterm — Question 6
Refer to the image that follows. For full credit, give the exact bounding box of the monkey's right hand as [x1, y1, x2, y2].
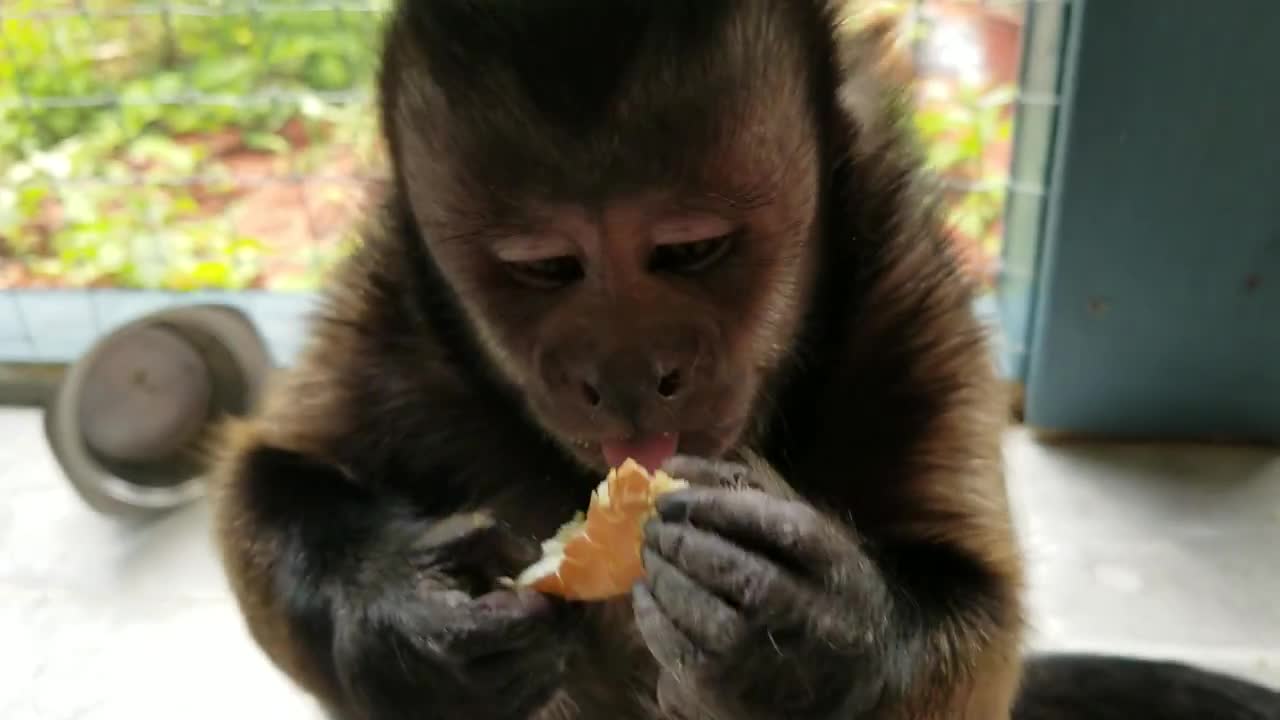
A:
[332, 512, 578, 720]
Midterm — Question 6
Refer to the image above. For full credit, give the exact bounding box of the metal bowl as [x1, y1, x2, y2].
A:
[43, 304, 274, 519]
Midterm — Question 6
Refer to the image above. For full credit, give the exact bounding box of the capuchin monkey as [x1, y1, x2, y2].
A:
[209, 2, 1280, 719]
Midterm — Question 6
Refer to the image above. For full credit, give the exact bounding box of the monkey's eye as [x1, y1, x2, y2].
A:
[503, 256, 584, 288]
[648, 232, 736, 275]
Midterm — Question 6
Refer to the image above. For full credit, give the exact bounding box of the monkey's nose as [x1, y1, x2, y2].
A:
[554, 348, 692, 420]
[580, 380, 603, 408]
[577, 365, 683, 410]
[578, 366, 686, 412]
[656, 367, 683, 400]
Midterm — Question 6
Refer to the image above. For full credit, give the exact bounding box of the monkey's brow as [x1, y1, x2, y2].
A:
[679, 182, 778, 214]
[438, 223, 534, 246]
[431, 176, 778, 246]
[431, 200, 547, 245]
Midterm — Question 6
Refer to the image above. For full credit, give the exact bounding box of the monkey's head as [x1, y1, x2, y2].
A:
[381, 2, 837, 472]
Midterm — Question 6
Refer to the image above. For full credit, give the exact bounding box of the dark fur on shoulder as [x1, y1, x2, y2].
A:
[209, 2, 1024, 718]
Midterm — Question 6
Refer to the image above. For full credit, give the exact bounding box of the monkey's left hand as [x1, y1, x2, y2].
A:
[633, 457, 891, 719]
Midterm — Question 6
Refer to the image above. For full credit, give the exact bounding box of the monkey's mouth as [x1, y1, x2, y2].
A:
[566, 433, 680, 473]
[599, 433, 679, 473]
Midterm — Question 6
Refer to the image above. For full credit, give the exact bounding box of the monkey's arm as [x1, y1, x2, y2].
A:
[209, 423, 574, 720]
[862, 512, 1025, 718]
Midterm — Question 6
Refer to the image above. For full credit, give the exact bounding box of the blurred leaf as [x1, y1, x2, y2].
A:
[230, 236, 264, 253]
[189, 56, 257, 92]
[244, 132, 291, 154]
[172, 195, 202, 215]
[189, 260, 232, 287]
[128, 135, 203, 174]
[304, 53, 352, 90]
[927, 141, 970, 172]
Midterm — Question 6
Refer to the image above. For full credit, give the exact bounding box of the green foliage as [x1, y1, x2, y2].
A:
[914, 83, 1017, 260]
[0, 0, 389, 290]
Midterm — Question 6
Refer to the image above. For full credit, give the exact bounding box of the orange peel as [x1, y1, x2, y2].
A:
[513, 458, 687, 601]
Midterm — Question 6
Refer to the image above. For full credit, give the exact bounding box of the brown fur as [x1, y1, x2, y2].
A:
[208, 2, 1025, 718]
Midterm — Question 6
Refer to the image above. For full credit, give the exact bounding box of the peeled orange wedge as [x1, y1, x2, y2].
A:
[513, 458, 688, 601]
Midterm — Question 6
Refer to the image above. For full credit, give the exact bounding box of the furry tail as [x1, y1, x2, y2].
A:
[1013, 653, 1280, 720]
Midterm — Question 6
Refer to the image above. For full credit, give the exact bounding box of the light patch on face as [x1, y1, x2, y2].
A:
[389, 60, 545, 394]
[724, 102, 823, 380]
[693, 10, 822, 382]
[652, 214, 736, 247]
[456, 272, 540, 391]
[491, 234, 577, 263]
[748, 224, 818, 376]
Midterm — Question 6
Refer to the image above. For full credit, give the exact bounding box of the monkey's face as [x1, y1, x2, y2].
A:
[388, 2, 823, 472]
[443, 184, 816, 472]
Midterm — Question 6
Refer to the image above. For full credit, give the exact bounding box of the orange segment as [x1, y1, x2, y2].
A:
[513, 458, 687, 601]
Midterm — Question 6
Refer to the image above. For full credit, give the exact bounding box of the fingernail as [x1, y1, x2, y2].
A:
[515, 588, 553, 611]
[655, 492, 688, 521]
[474, 589, 547, 616]
[631, 580, 653, 606]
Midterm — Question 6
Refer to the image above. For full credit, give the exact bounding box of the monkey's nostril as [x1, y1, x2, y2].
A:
[581, 382, 601, 408]
[657, 369, 682, 399]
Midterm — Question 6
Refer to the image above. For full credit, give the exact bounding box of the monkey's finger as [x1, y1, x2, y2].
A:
[725, 448, 804, 500]
[427, 589, 559, 658]
[633, 580, 704, 675]
[643, 519, 809, 622]
[641, 548, 743, 656]
[410, 511, 500, 565]
[414, 511, 498, 548]
[655, 487, 852, 574]
[661, 456, 754, 491]
[469, 587, 565, 635]
[412, 512, 541, 575]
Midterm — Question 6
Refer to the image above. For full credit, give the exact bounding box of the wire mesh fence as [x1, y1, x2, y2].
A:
[0, 0, 1061, 365]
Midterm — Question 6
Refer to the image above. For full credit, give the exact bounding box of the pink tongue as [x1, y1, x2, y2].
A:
[601, 433, 679, 473]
